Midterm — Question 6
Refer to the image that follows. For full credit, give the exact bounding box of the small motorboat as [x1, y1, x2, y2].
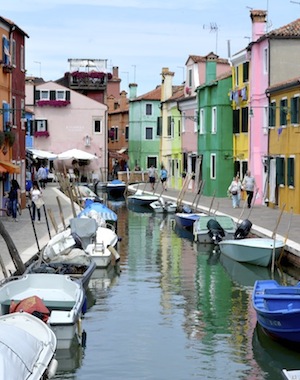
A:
[252, 279, 300, 345]
[149, 197, 177, 213]
[0, 273, 86, 349]
[175, 211, 206, 231]
[78, 199, 118, 225]
[127, 189, 159, 207]
[193, 215, 237, 244]
[0, 312, 58, 379]
[282, 369, 300, 379]
[106, 179, 126, 199]
[218, 237, 285, 267]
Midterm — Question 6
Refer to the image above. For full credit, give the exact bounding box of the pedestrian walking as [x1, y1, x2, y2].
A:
[228, 175, 242, 209]
[242, 170, 256, 208]
[30, 181, 44, 223]
[160, 165, 168, 191]
[148, 165, 156, 190]
[8, 179, 21, 222]
[37, 165, 47, 189]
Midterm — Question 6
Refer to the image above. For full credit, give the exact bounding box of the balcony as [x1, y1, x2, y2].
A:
[67, 71, 112, 90]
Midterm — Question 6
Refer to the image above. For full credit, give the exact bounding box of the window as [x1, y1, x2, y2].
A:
[263, 106, 268, 135]
[147, 156, 157, 168]
[235, 66, 239, 87]
[2, 36, 10, 65]
[241, 107, 249, 132]
[233, 109, 240, 133]
[114, 127, 119, 141]
[188, 69, 192, 87]
[21, 99, 25, 130]
[11, 39, 16, 66]
[35, 90, 71, 102]
[211, 107, 217, 134]
[12, 97, 16, 127]
[167, 116, 174, 137]
[20, 45, 25, 71]
[269, 102, 276, 128]
[182, 112, 186, 133]
[243, 62, 249, 83]
[94, 119, 102, 133]
[56, 90, 66, 100]
[280, 98, 288, 126]
[145, 127, 153, 140]
[178, 120, 181, 137]
[35, 119, 48, 132]
[291, 96, 300, 125]
[41, 90, 49, 100]
[145, 104, 152, 116]
[125, 125, 129, 140]
[276, 157, 285, 186]
[157, 117, 162, 136]
[194, 110, 198, 133]
[199, 109, 204, 134]
[210, 154, 216, 179]
[287, 157, 295, 187]
[263, 48, 269, 74]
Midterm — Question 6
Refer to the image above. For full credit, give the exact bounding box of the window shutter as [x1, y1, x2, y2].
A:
[233, 109, 240, 133]
[45, 120, 48, 131]
[276, 157, 285, 186]
[287, 157, 295, 187]
[66, 91, 70, 101]
[157, 117, 162, 136]
[35, 90, 40, 101]
[50, 91, 56, 100]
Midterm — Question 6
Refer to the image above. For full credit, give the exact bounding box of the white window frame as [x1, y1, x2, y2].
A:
[56, 90, 66, 100]
[40, 90, 49, 100]
[145, 104, 152, 116]
[199, 109, 204, 134]
[93, 118, 102, 134]
[263, 47, 268, 74]
[194, 110, 198, 133]
[211, 107, 217, 134]
[36, 119, 47, 132]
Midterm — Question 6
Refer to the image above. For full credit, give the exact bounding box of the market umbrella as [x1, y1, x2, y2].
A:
[57, 148, 97, 161]
[26, 148, 58, 160]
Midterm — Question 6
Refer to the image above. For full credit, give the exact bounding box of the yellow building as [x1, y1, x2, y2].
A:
[266, 78, 300, 214]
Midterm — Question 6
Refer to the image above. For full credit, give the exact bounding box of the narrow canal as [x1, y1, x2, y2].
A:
[53, 199, 300, 380]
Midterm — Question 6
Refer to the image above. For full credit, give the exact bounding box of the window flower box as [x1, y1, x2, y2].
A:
[34, 131, 49, 138]
[70, 71, 113, 80]
[3, 64, 13, 73]
[37, 100, 70, 107]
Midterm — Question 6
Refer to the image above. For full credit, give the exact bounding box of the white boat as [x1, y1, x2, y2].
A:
[218, 237, 285, 267]
[70, 217, 120, 268]
[282, 369, 300, 380]
[127, 189, 159, 207]
[193, 215, 237, 244]
[0, 273, 86, 349]
[149, 197, 177, 213]
[0, 312, 58, 379]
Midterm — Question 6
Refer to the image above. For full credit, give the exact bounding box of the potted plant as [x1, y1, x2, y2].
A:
[4, 131, 15, 146]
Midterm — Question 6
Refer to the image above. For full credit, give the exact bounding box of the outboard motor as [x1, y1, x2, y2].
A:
[234, 219, 252, 240]
[207, 219, 225, 244]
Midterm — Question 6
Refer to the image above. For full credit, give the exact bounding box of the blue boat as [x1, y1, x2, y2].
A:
[252, 279, 300, 345]
[78, 199, 118, 224]
[106, 180, 126, 200]
[174, 212, 206, 231]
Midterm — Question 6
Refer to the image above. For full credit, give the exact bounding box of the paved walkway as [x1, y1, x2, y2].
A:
[0, 181, 299, 281]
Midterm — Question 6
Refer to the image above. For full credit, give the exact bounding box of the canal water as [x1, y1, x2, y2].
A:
[53, 199, 300, 380]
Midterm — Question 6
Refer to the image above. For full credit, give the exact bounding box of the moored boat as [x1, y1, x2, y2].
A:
[252, 279, 300, 345]
[193, 215, 237, 244]
[106, 179, 126, 199]
[149, 197, 177, 213]
[127, 189, 159, 207]
[175, 212, 206, 231]
[218, 237, 285, 267]
[0, 311, 58, 379]
[78, 199, 118, 225]
[0, 273, 86, 349]
[282, 369, 300, 379]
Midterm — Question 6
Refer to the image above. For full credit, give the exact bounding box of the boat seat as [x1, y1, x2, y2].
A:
[2, 299, 75, 311]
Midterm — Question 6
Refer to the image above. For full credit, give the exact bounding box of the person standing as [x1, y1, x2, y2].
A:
[37, 165, 47, 189]
[228, 175, 242, 209]
[148, 165, 156, 190]
[160, 165, 168, 191]
[242, 170, 256, 208]
[8, 179, 21, 222]
[30, 181, 43, 223]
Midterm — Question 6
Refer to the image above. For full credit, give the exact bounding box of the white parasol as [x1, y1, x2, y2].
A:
[57, 148, 97, 161]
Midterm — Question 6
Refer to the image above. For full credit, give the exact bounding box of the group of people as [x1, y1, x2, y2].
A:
[228, 171, 256, 209]
[148, 165, 168, 191]
[7, 179, 44, 223]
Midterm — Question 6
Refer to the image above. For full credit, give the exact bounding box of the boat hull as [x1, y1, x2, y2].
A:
[253, 280, 300, 345]
[175, 212, 205, 230]
[219, 238, 285, 267]
[0, 274, 85, 349]
[106, 180, 126, 199]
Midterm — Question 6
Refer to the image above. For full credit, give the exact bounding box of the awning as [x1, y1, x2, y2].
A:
[117, 147, 127, 154]
[26, 148, 57, 160]
[0, 160, 20, 174]
[0, 164, 6, 173]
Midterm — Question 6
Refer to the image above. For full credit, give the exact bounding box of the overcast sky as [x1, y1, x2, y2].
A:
[4, 0, 300, 95]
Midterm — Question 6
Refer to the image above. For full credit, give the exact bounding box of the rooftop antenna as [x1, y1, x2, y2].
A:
[203, 22, 219, 54]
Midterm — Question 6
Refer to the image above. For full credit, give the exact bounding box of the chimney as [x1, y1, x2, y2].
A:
[161, 67, 174, 102]
[120, 90, 128, 110]
[112, 66, 119, 79]
[250, 10, 267, 42]
[129, 83, 137, 100]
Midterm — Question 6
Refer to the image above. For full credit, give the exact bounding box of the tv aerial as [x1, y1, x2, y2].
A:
[203, 22, 219, 54]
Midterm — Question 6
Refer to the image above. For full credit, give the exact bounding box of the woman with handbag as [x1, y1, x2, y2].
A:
[228, 175, 242, 209]
[30, 181, 44, 223]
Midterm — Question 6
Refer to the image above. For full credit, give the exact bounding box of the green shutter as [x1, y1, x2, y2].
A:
[276, 157, 285, 186]
[287, 157, 295, 187]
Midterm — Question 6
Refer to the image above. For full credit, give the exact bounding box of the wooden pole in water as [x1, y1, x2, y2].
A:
[208, 190, 216, 216]
[0, 219, 26, 274]
[56, 196, 67, 230]
[271, 203, 286, 275]
[277, 207, 293, 266]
